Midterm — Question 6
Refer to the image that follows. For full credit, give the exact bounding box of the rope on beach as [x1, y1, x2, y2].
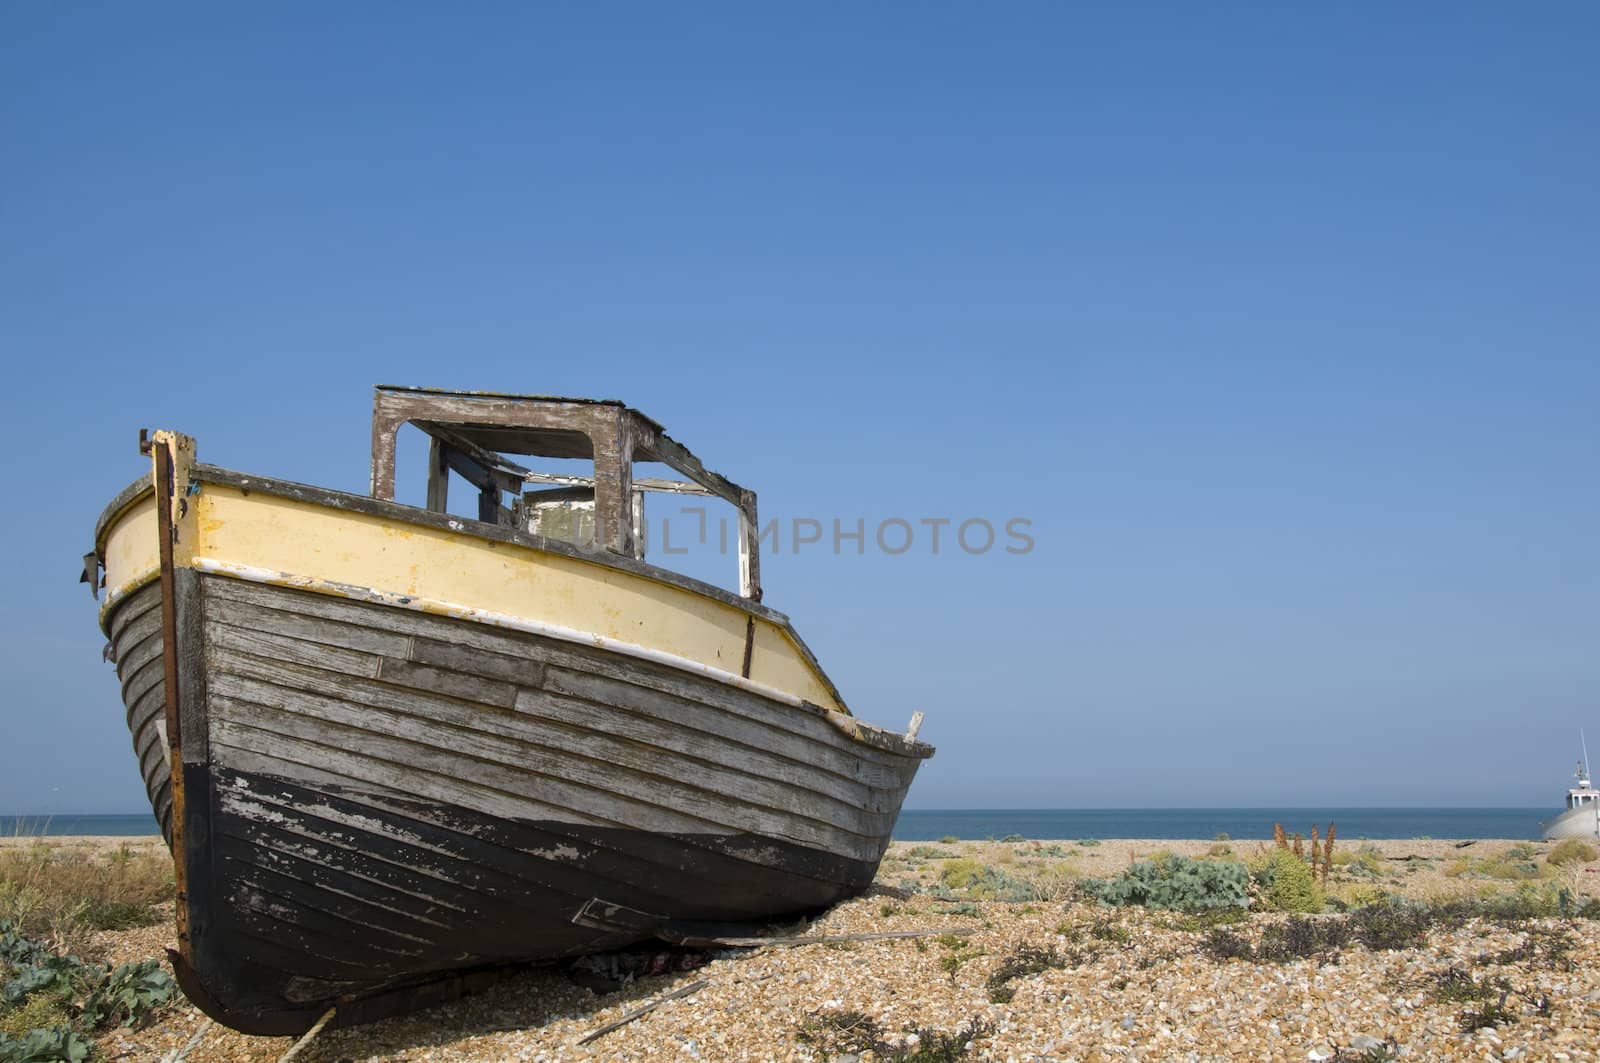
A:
[276, 1007, 337, 1063]
[159, 1018, 212, 1063]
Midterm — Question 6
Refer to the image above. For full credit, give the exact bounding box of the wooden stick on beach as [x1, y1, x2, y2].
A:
[578, 979, 709, 1045]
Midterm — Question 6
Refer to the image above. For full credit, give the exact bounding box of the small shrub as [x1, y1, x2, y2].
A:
[1329, 1039, 1400, 1063]
[798, 1008, 994, 1060]
[1348, 901, 1432, 950]
[1261, 849, 1323, 913]
[1547, 839, 1598, 867]
[0, 844, 170, 955]
[1080, 857, 1248, 912]
[905, 846, 957, 861]
[1202, 928, 1256, 962]
[1170, 907, 1248, 933]
[1077, 838, 1101, 847]
[1256, 916, 1350, 962]
[1430, 967, 1505, 1004]
[938, 835, 960, 845]
[999, 833, 1026, 844]
[1213, 832, 1231, 842]
[1089, 920, 1131, 944]
[935, 861, 1036, 902]
[1459, 998, 1516, 1032]
[984, 945, 1063, 1003]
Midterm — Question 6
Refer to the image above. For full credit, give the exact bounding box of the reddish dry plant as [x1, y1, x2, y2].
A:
[1274, 823, 1288, 849]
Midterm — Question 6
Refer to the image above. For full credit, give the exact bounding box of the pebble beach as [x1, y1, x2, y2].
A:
[12, 835, 1600, 1062]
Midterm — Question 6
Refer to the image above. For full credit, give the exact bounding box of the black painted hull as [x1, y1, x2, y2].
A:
[105, 574, 926, 1034]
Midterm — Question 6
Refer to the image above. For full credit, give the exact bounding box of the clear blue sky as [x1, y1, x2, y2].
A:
[2, 3, 1595, 813]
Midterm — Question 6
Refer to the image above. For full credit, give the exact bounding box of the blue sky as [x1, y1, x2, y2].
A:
[2, 3, 1596, 813]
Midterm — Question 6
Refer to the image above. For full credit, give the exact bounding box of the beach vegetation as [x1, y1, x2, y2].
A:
[904, 846, 957, 861]
[0, 844, 170, 956]
[1080, 855, 1249, 912]
[938, 836, 959, 845]
[1546, 839, 1597, 867]
[0, 920, 175, 1061]
[797, 1008, 991, 1061]
[934, 860, 1037, 902]
[1458, 997, 1516, 1032]
[1329, 1038, 1401, 1062]
[984, 945, 1065, 1003]
[1430, 966, 1506, 1004]
[1259, 849, 1324, 913]
[1203, 916, 1350, 964]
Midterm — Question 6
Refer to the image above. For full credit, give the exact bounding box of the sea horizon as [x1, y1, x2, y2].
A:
[3, 806, 1555, 841]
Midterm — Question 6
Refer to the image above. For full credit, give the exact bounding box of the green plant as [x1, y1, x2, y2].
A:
[1077, 838, 1101, 847]
[1347, 901, 1431, 950]
[984, 945, 1063, 1003]
[905, 846, 957, 861]
[1089, 920, 1131, 944]
[0, 844, 170, 955]
[1261, 848, 1323, 913]
[999, 833, 1026, 843]
[797, 1009, 993, 1060]
[1546, 839, 1598, 867]
[0, 921, 175, 1056]
[935, 860, 1037, 902]
[1459, 997, 1516, 1032]
[1204, 917, 1350, 963]
[1329, 1039, 1399, 1063]
[1080, 856, 1248, 912]
[0, 1025, 92, 1063]
[1430, 967, 1505, 1004]
[938, 836, 960, 845]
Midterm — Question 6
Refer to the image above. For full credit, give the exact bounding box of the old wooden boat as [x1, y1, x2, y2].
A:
[86, 387, 932, 1034]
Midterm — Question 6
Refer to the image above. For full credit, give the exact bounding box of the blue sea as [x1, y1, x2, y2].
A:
[1, 808, 1550, 840]
[1, 814, 161, 837]
[892, 808, 1551, 842]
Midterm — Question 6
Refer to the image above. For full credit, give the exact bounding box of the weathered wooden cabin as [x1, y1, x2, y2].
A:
[88, 387, 933, 1033]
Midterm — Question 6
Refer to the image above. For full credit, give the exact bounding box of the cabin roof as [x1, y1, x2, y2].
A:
[369, 384, 763, 600]
[372, 385, 674, 460]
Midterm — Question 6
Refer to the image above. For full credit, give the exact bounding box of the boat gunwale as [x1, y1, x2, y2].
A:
[95, 463, 849, 705]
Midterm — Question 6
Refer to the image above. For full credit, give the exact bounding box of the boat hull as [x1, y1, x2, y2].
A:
[1542, 804, 1600, 842]
[105, 567, 924, 1033]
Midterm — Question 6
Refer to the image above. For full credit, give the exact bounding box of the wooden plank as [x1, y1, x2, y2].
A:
[208, 661, 889, 844]
[577, 980, 707, 1045]
[212, 762, 851, 917]
[408, 636, 544, 689]
[208, 689, 884, 861]
[535, 668, 909, 793]
[374, 657, 518, 709]
[425, 437, 448, 513]
[218, 626, 885, 811]
[203, 574, 913, 769]
[206, 596, 414, 658]
[738, 489, 761, 601]
[207, 623, 382, 680]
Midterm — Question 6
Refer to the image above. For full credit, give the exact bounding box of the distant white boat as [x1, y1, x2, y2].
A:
[1543, 732, 1600, 841]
